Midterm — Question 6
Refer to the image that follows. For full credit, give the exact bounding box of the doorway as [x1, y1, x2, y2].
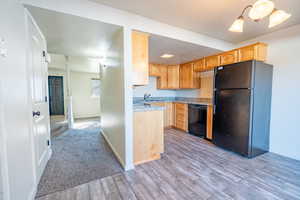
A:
[26, 6, 123, 198]
[48, 76, 64, 115]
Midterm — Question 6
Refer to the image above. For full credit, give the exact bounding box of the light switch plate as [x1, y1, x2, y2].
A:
[0, 37, 4, 45]
[0, 48, 8, 58]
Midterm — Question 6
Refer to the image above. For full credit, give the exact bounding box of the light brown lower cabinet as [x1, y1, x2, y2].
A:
[206, 105, 213, 140]
[133, 110, 164, 165]
[150, 102, 174, 128]
[174, 103, 188, 132]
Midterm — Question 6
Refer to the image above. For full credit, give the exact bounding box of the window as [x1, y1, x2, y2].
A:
[91, 78, 100, 97]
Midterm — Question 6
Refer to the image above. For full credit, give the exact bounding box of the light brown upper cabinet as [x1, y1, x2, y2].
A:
[238, 42, 267, 62]
[219, 50, 239, 66]
[132, 31, 149, 86]
[192, 42, 268, 72]
[193, 59, 206, 72]
[156, 64, 168, 89]
[167, 65, 180, 89]
[179, 63, 200, 89]
[149, 63, 160, 77]
[205, 55, 220, 70]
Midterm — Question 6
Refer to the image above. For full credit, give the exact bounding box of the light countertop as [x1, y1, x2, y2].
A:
[133, 97, 212, 112]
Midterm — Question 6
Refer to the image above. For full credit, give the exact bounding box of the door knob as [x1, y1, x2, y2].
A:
[33, 111, 41, 117]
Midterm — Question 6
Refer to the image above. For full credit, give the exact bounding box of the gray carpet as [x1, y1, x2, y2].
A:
[36, 118, 123, 198]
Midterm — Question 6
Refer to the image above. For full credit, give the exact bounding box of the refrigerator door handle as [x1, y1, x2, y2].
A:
[213, 105, 216, 115]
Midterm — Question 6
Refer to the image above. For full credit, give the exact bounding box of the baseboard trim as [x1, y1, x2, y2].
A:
[101, 131, 127, 170]
[124, 162, 134, 171]
[74, 114, 100, 119]
[28, 186, 37, 200]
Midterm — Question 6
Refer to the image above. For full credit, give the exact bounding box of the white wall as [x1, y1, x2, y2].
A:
[101, 28, 133, 170]
[239, 24, 300, 161]
[175, 89, 201, 98]
[70, 71, 100, 118]
[48, 54, 100, 74]
[0, 1, 36, 200]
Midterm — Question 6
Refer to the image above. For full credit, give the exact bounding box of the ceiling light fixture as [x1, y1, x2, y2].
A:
[229, 0, 291, 33]
[269, 9, 291, 28]
[229, 16, 244, 32]
[160, 54, 174, 58]
[248, 0, 274, 21]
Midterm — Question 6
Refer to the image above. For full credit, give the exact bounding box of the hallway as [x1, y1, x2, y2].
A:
[36, 118, 122, 198]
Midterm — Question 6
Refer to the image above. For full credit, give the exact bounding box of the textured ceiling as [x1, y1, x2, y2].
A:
[149, 34, 221, 65]
[27, 6, 121, 58]
[92, 0, 300, 43]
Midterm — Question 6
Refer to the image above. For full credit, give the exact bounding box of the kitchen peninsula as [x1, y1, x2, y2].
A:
[133, 103, 165, 165]
[133, 97, 213, 165]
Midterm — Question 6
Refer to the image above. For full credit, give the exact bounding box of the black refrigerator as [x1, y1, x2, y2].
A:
[213, 60, 273, 158]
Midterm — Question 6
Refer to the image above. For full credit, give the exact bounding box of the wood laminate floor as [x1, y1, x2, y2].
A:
[37, 128, 300, 200]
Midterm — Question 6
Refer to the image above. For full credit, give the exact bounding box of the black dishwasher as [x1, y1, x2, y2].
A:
[188, 104, 207, 137]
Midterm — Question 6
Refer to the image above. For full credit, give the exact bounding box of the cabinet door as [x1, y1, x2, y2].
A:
[132, 31, 149, 85]
[219, 50, 238, 66]
[174, 103, 188, 131]
[167, 65, 180, 89]
[157, 65, 168, 89]
[193, 59, 205, 72]
[166, 102, 174, 127]
[205, 55, 220, 70]
[180, 63, 192, 88]
[134, 110, 163, 165]
[150, 102, 174, 127]
[149, 63, 161, 76]
[206, 105, 213, 140]
[180, 63, 200, 89]
[150, 102, 167, 127]
[238, 43, 267, 62]
[238, 45, 255, 62]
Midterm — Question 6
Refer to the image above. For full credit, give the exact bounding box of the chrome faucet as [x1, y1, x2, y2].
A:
[143, 93, 151, 101]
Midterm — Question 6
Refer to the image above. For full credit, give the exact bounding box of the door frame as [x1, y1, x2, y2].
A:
[25, 9, 52, 195]
[0, 81, 10, 200]
[48, 75, 65, 115]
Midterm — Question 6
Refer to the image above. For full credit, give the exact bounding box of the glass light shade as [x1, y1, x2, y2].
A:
[269, 10, 291, 28]
[248, 0, 275, 20]
[229, 17, 244, 32]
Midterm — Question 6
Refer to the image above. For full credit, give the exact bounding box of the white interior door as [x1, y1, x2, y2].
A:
[28, 15, 51, 183]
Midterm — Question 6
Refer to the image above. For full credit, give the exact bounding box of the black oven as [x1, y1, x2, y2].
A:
[188, 104, 207, 138]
